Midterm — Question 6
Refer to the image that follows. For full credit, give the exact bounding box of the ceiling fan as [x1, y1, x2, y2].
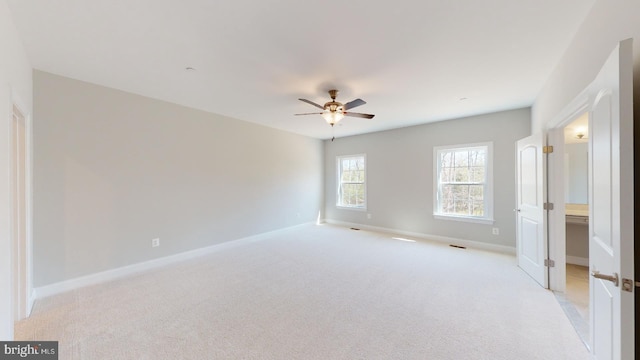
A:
[295, 89, 375, 126]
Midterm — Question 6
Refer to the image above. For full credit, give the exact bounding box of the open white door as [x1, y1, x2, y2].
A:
[588, 39, 634, 360]
[516, 133, 547, 288]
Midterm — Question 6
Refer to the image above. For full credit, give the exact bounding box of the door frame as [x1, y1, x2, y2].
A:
[545, 89, 590, 292]
[8, 88, 34, 321]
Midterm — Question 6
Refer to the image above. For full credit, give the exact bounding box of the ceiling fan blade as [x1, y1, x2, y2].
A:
[344, 98, 366, 110]
[294, 112, 323, 116]
[344, 112, 375, 119]
[298, 98, 325, 110]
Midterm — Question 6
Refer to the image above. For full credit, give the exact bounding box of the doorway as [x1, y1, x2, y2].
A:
[561, 112, 590, 345]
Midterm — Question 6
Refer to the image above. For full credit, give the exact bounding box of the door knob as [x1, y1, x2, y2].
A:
[591, 270, 619, 287]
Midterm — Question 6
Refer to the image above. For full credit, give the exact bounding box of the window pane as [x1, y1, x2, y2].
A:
[440, 152, 453, 168]
[442, 184, 470, 215]
[453, 199, 470, 216]
[470, 166, 485, 182]
[454, 151, 469, 166]
[338, 155, 366, 208]
[469, 185, 484, 200]
[440, 168, 452, 182]
[469, 150, 485, 166]
[342, 184, 364, 207]
[440, 185, 454, 213]
[472, 200, 484, 216]
[451, 184, 469, 199]
[435, 144, 490, 219]
[454, 167, 469, 182]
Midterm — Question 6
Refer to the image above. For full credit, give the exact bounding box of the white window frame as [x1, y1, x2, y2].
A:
[336, 154, 367, 210]
[433, 142, 494, 224]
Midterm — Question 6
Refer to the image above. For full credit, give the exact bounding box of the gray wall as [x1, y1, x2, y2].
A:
[324, 108, 530, 248]
[566, 223, 589, 260]
[33, 71, 324, 287]
[565, 143, 588, 204]
[1, 0, 33, 339]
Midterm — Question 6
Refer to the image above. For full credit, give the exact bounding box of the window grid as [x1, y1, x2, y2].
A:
[337, 155, 366, 209]
[435, 145, 491, 220]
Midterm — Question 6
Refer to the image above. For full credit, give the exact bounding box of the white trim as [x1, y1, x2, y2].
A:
[547, 128, 567, 292]
[336, 205, 367, 212]
[545, 88, 590, 131]
[325, 219, 515, 255]
[34, 222, 316, 299]
[8, 89, 33, 321]
[566, 256, 589, 267]
[336, 153, 367, 210]
[433, 142, 494, 223]
[433, 214, 494, 225]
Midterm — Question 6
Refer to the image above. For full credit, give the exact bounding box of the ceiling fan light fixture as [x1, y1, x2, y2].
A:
[322, 110, 344, 125]
[575, 127, 588, 139]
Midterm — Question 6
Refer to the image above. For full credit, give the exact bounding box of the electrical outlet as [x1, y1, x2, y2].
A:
[492, 228, 499, 235]
[152, 238, 160, 247]
[367, 213, 372, 219]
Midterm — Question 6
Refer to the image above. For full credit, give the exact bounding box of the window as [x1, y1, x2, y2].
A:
[434, 143, 493, 223]
[337, 154, 366, 209]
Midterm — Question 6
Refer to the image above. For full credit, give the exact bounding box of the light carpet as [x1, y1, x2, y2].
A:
[16, 224, 590, 359]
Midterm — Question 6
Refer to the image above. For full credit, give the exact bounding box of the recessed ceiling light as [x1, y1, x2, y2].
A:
[459, 97, 468, 101]
[185, 67, 196, 71]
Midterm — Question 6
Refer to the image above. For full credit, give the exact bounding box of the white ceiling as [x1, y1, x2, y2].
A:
[7, 0, 596, 140]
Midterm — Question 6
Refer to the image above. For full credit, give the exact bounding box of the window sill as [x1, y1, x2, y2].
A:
[336, 205, 367, 212]
[433, 214, 494, 225]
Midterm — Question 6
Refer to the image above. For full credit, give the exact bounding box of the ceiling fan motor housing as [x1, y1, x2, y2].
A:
[325, 101, 344, 113]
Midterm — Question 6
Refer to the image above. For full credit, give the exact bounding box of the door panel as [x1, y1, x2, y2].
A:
[521, 218, 540, 263]
[588, 39, 634, 360]
[591, 92, 612, 251]
[516, 133, 547, 287]
[593, 280, 614, 360]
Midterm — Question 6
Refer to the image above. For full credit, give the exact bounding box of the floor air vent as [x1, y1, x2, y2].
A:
[449, 244, 466, 249]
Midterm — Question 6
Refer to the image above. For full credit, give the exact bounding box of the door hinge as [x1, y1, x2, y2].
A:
[544, 259, 555, 267]
[622, 278, 634, 292]
[543, 202, 554, 210]
[543, 145, 554, 154]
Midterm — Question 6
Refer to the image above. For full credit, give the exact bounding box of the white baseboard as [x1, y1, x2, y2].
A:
[34, 222, 315, 299]
[566, 255, 589, 267]
[324, 219, 516, 255]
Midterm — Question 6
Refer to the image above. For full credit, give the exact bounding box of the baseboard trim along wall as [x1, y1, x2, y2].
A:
[34, 222, 316, 299]
[566, 255, 589, 267]
[324, 219, 516, 255]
